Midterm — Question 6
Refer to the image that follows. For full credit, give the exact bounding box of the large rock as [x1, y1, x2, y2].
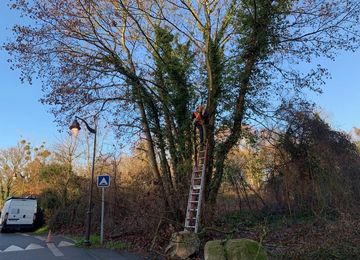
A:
[225, 239, 267, 260]
[204, 240, 226, 260]
[204, 238, 267, 260]
[165, 231, 200, 259]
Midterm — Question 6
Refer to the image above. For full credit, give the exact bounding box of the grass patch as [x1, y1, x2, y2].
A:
[105, 240, 128, 250]
[74, 235, 100, 247]
[33, 225, 49, 235]
[73, 235, 127, 250]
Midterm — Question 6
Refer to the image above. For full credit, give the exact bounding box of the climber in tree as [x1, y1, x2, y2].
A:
[192, 104, 207, 146]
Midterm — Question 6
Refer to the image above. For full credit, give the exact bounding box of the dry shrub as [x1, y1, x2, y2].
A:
[269, 112, 360, 215]
[91, 153, 171, 250]
[222, 111, 360, 216]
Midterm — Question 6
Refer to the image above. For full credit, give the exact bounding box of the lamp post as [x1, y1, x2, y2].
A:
[69, 116, 97, 246]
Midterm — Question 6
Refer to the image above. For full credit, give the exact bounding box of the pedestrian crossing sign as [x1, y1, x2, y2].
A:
[97, 175, 110, 187]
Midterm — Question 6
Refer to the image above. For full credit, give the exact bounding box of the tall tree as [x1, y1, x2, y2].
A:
[5, 0, 360, 221]
[0, 140, 31, 201]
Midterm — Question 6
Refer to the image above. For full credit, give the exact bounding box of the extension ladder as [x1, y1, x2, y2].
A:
[184, 143, 208, 233]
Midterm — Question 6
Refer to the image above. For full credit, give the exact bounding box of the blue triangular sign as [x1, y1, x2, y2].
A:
[97, 175, 110, 187]
[99, 177, 108, 186]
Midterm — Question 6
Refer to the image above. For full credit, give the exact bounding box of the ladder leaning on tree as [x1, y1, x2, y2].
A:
[184, 142, 208, 233]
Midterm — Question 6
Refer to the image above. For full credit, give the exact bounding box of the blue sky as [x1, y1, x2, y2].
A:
[0, 1, 59, 149]
[313, 51, 360, 131]
[1, 1, 360, 149]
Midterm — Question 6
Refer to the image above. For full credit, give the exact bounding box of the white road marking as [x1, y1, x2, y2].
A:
[25, 243, 44, 250]
[57, 241, 75, 247]
[47, 243, 64, 257]
[3, 245, 24, 252]
[20, 233, 30, 236]
[35, 235, 46, 241]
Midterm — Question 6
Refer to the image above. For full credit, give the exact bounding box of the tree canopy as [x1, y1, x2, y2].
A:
[5, 0, 360, 219]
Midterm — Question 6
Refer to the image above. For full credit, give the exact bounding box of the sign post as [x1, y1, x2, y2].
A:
[97, 175, 110, 244]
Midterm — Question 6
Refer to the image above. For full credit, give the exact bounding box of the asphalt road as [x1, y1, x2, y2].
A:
[0, 232, 145, 260]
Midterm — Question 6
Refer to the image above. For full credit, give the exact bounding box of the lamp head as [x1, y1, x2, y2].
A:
[69, 119, 81, 136]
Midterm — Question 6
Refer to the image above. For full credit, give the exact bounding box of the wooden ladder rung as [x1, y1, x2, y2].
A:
[184, 144, 207, 232]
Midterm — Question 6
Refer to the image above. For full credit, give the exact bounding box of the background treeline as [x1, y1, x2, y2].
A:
[1, 109, 360, 257]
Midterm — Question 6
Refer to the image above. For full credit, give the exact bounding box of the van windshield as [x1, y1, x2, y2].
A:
[11, 208, 20, 214]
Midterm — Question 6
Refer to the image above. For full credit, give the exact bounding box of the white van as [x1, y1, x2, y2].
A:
[0, 197, 37, 232]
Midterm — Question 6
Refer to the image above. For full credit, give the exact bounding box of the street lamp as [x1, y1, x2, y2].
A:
[69, 116, 97, 246]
